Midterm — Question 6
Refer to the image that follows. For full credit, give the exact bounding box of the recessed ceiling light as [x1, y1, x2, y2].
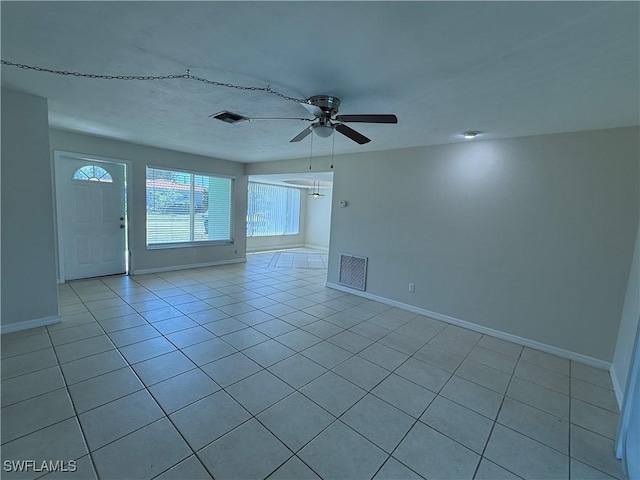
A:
[463, 131, 481, 139]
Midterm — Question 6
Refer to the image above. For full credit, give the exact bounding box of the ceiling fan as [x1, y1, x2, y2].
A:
[210, 95, 397, 145]
[308, 181, 326, 198]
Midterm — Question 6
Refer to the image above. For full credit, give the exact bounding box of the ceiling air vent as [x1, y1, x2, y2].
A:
[209, 111, 248, 124]
[338, 254, 368, 291]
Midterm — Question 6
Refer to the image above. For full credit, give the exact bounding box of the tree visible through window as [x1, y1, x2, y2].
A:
[72, 165, 113, 183]
[247, 182, 300, 237]
[146, 166, 233, 246]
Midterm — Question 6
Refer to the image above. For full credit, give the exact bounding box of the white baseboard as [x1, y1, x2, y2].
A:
[304, 244, 329, 252]
[326, 282, 611, 371]
[1, 315, 61, 335]
[132, 258, 246, 275]
[247, 244, 306, 254]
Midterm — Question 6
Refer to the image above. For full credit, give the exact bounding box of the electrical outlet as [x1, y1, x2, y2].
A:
[409, 283, 415, 293]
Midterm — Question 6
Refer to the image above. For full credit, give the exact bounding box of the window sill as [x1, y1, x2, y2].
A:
[247, 233, 300, 238]
[147, 240, 233, 250]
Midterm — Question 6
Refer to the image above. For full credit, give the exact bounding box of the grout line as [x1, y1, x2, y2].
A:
[472, 346, 525, 479]
[43, 310, 101, 480]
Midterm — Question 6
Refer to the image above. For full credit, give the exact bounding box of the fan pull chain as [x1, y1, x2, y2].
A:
[330, 132, 336, 169]
[309, 133, 314, 170]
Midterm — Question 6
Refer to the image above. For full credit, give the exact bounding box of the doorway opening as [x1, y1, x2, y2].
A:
[246, 172, 333, 255]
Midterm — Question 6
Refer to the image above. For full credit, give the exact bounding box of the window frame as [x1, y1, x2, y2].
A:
[146, 165, 235, 249]
[72, 165, 114, 183]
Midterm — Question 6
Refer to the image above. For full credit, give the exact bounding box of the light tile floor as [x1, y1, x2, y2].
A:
[262, 248, 329, 270]
[1, 251, 624, 479]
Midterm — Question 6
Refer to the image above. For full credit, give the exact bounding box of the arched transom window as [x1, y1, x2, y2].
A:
[72, 165, 113, 183]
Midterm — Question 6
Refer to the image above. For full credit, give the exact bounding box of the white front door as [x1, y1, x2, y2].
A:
[55, 155, 127, 280]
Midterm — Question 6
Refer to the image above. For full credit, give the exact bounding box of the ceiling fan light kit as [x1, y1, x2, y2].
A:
[308, 181, 325, 198]
[311, 124, 334, 138]
[463, 130, 481, 139]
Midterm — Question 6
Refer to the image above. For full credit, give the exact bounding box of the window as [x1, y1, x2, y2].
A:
[247, 182, 300, 237]
[72, 165, 113, 183]
[146, 166, 233, 247]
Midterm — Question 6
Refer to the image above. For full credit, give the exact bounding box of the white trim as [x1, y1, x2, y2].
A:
[1, 315, 61, 334]
[249, 180, 307, 190]
[54, 153, 66, 283]
[614, 315, 640, 476]
[304, 244, 329, 252]
[132, 258, 245, 275]
[326, 282, 611, 370]
[147, 164, 236, 181]
[147, 240, 234, 250]
[610, 365, 625, 408]
[53, 150, 133, 282]
[247, 244, 306, 253]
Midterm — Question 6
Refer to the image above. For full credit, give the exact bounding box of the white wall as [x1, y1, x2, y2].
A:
[305, 188, 332, 250]
[1, 89, 59, 332]
[611, 224, 640, 402]
[246, 157, 334, 176]
[328, 127, 639, 363]
[49, 129, 247, 275]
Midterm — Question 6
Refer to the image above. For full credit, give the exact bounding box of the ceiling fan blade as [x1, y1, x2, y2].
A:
[248, 117, 313, 121]
[299, 101, 323, 117]
[335, 114, 398, 124]
[336, 123, 371, 144]
[290, 126, 313, 143]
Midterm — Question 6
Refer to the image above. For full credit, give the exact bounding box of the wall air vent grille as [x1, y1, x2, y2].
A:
[338, 254, 367, 291]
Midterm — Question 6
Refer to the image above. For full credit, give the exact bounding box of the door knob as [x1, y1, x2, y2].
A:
[120, 224, 125, 229]
[120, 217, 124, 221]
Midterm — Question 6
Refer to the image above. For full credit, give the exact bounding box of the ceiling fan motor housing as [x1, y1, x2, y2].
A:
[307, 95, 341, 117]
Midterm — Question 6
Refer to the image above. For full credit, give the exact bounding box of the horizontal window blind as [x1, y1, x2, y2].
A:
[146, 167, 233, 246]
[247, 182, 300, 237]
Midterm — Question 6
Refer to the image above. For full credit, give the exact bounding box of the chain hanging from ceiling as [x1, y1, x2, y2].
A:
[0, 60, 306, 104]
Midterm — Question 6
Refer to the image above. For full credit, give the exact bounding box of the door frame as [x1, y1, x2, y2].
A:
[53, 150, 134, 283]
[616, 315, 640, 478]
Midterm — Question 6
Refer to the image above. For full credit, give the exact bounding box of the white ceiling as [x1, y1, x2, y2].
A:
[1, 2, 638, 163]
